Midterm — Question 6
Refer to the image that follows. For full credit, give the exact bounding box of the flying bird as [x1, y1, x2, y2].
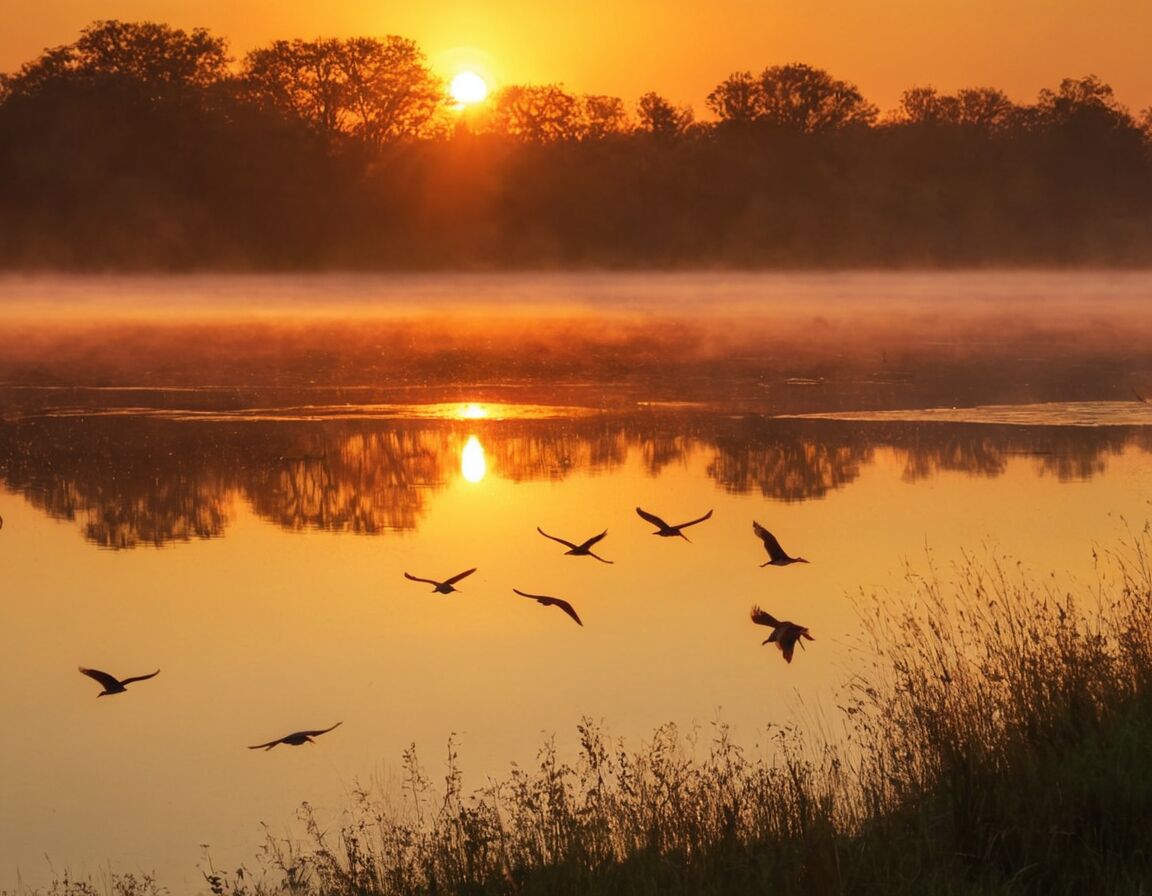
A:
[635, 507, 713, 541]
[752, 521, 809, 567]
[248, 722, 343, 751]
[536, 527, 614, 564]
[404, 568, 477, 594]
[513, 588, 583, 626]
[750, 606, 814, 663]
[79, 666, 160, 696]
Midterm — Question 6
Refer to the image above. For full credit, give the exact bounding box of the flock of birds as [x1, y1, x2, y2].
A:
[74, 508, 814, 750]
[400, 510, 816, 672]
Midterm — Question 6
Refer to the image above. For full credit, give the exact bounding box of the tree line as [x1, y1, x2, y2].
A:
[2, 19, 1150, 268]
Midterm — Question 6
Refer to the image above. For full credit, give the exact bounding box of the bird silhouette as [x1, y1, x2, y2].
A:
[536, 527, 613, 563]
[248, 722, 343, 750]
[635, 507, 713, 541]
[750, 606, 814, 663]
[513, 588, 583, 626]
[752, 521, 809, 567]
[404, 568, 477, 594]
[79, 666, 160, 696]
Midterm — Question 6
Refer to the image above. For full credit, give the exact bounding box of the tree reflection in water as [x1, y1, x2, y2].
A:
[0, 413, 1148, 549]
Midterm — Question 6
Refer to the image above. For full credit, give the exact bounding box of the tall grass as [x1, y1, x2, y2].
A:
[22, 532, 1152, 895]
[844, 534, 1152, 893]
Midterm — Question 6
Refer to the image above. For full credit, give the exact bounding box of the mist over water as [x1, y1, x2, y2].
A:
[3, 270, 1152, 408]
[3, 271, 1152, 891]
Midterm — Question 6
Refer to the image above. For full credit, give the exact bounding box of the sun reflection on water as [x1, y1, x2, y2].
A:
[461, 435, 487, 482]
[458, 403, 489, 420]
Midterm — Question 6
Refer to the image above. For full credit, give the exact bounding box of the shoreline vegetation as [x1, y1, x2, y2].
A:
[2, 21, 1152, 270]
[17, 534, 1152, 895]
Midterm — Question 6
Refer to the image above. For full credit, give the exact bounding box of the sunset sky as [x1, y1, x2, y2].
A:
[3, 0, 1152, 115]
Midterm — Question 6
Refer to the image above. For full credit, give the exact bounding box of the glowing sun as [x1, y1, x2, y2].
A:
[450, 71, 489, 106]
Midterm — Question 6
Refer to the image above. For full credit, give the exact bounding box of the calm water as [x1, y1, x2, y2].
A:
[3, 272, 1152, 891]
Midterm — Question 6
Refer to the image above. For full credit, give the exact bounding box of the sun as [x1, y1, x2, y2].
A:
[449, 71, 489, 106]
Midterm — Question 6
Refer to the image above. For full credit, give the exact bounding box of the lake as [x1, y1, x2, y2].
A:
[3, 271, 1152, 892]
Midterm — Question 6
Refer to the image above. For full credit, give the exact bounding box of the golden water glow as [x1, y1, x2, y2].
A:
[6, 404, 1152, 890]
[450, 70, 489, 106]
[461, 434, 487, 482]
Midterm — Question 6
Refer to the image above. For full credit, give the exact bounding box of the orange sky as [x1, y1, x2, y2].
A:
[4, 0, 1152, 115]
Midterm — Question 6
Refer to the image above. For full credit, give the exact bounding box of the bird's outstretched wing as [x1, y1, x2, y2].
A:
[79, 667, 121, 690]
[578, 530, 609, 550]
[514, 589, 583, 626]
[119, 669, 160, 686]
[537, 527, 578, 550]
[248, 722, 341, 750]
[550, 598, 583, 626]
[404, 572, 440, 586]
[679, 509, 714, 529]
[635, 507, 671, 529]
[750, 606, 780, 628]
[752, 521, 787, 559]
[445, 568, 477, 586]
[301, 722, 343, 738]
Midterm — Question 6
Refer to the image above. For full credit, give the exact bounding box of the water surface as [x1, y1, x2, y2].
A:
[3, 272, 1152, 891]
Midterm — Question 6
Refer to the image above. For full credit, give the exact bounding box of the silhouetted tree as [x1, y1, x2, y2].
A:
[1140, 107, 1152, 141]
[243, 40, 343, 137]
[1036, 74, 1134, 131]
[894, 86, 1016, 129]
[483, 84, 584, 141]
[705, 71, 763, 123]
[3, 19, 228, 98]
[582, 94, 629, 138]
[707, 64, 875, 131]
[756, 63, 877, 131]
[242, 36, 444, 146]
[4, 18, 1152, 269]
[894, 86, 951, 124]
[953, 88, 1017, 129]
[635, 91, 693, 137]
